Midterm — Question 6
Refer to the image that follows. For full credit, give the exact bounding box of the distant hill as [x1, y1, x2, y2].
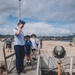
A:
[0, 34, 73, 40]
[0, 34, 14, 38]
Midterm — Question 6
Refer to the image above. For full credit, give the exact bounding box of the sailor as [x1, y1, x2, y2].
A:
[13, 20, 26, 75]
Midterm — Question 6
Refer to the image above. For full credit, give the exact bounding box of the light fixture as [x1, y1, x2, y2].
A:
[53, 45, 66, 59]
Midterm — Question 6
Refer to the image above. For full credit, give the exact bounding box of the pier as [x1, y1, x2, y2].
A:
[0, 40, 75, 75]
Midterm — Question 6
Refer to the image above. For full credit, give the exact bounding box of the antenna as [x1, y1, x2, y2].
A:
[70, 26, 75, 44]
[70, 26, 74, 35]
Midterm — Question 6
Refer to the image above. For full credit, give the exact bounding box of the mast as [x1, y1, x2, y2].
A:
[18, 0, 21, 21]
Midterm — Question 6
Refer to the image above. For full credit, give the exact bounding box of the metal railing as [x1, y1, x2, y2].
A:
[3, 42, 15, 74]
[36, 47, 75, 75]
[36, 43, 41, 75]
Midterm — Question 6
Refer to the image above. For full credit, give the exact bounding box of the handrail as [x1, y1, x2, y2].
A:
[36, 42, 41, 75]
[6, 53, 15, 59]
[36, 55, 41, 75]
[3, 42, 8, 72]
[3, 42, 15, 74]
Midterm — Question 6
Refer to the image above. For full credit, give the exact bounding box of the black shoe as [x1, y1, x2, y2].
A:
[28, 62, 31, 66]
[21, 70, 26, 73]
[17, 71, 21, 75]
[28, 60, 31, 65]
[26, 60, 29, 65]
[32, 57, 37, 61]
[26, 62, 28, 65]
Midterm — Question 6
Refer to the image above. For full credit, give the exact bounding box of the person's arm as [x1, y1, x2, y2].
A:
[30, 41, 33, 49]
[15, 27, 21, 35]
[15, 24, 23, 35]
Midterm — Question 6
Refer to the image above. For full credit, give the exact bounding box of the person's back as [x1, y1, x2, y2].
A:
[6, 38, 11, 45]
[5, 38, 12, 52]
[30, 38, 37, 49]
[25, 40, 32, 52]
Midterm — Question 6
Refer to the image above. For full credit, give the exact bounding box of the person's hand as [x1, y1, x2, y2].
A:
[19, 24, 23, 28]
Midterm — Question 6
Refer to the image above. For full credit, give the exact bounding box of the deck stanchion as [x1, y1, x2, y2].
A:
[58, 60, 61, 75]
[70, 57, 73, 75]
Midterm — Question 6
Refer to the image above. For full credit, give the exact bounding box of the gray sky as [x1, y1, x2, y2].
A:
[0, 0, 75, 36]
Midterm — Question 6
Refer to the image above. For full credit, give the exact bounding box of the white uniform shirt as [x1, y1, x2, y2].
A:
[30, 38, 37, 49]
[36, 38, 40, 45]
[13, 28, 25, 45]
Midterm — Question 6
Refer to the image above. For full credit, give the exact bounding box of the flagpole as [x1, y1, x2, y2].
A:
[19, 0, 21, 21]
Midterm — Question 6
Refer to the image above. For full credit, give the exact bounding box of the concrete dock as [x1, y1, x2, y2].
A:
[0, 40, 75, 75]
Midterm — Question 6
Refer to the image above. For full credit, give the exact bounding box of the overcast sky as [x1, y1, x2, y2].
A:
[0, 0, 75, 36]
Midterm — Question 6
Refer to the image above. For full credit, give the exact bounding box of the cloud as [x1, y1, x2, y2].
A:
[0, 0, 18, 25]
[23, 22, 70, 36]
[0, 0, 75, 25]
[0, 0, 75, 36]
[21, 0, 75, 23]
[0, 22, 71, 36]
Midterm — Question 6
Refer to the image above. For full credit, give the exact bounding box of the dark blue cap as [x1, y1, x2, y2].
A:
[19, 20, 25, 25]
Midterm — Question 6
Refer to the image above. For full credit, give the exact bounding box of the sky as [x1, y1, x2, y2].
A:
[0, 0, 75, 36]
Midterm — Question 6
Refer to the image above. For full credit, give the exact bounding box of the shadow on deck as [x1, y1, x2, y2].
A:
[8, 61, 37, 75]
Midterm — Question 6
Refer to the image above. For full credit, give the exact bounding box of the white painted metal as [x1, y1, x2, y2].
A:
[70, 57, 73, 75]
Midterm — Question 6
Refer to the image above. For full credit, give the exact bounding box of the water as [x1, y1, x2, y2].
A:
[55, 40, 72, 42]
